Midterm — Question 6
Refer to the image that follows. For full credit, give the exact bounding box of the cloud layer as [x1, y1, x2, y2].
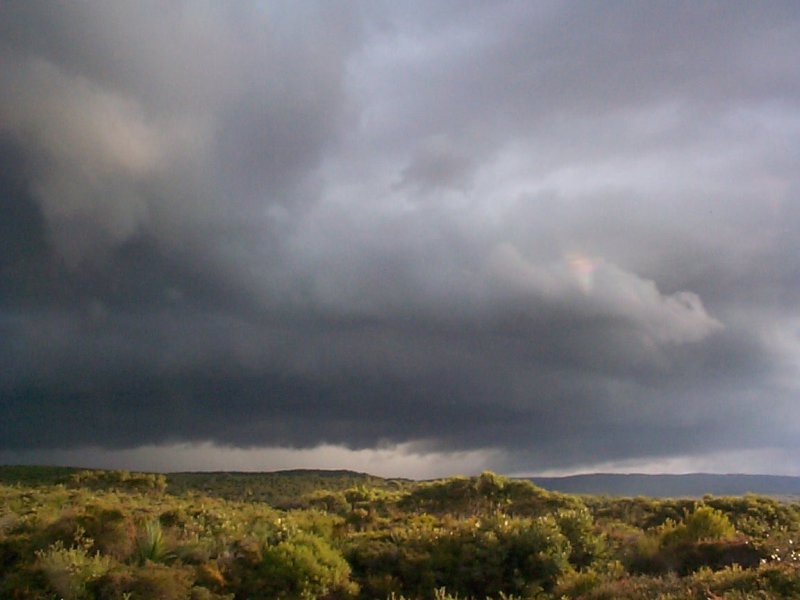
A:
[2, 1, 800, 475]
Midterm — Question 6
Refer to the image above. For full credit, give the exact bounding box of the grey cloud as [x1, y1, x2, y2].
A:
[395, 136, 477, 192]
[2, 1, 800, 473]
[0, 1, 358, 272]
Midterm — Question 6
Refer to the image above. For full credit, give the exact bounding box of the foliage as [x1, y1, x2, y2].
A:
[399, 472, 581, 518]
[135, 519, 176, 564]
[555, 507, 605, 568]
[255, 532, 357, 599]
[35, 540, 112, 600]
[68, 469, 168, 494]
[661, 505, 737, 545]
[167, 469, 409, 507]
[4, 468, 800, 599]
[347, 513, 573, 598]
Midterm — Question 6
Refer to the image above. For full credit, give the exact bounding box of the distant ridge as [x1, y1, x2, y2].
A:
[169, 468, 377, 478]
[529, 473, 800, 497]
[5, 466, 800, 499]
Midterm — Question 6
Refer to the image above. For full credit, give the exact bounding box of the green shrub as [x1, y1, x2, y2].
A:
[555, 507, 605, 569]
[36, 540, 112, 600]
[662, 505, 737, 546]
[227, 531, 357, 600]
[262, 532, 358, 599]
[347, 514, 572, 599]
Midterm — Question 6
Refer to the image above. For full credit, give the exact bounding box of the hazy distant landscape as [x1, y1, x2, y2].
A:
[530, 473, 800, 498]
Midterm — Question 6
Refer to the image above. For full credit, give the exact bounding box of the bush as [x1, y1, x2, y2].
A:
[36, 541, 112, 600]
[96, 563, 195, 600]
[662, 505, 737, 546]
[555, 508, 605, 569]
[228, 531, 357, 600]
[347, 514, 572, 599]
[80, 505, 137, 560]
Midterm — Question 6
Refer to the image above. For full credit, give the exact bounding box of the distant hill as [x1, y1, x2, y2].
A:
[530, 473, 800, 497]
[0, 464, 83, 486]
[166, 468, 410, 505]
[0, 465, 410, 507]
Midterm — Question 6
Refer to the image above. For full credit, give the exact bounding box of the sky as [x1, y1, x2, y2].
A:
[2, 1, 800, 479]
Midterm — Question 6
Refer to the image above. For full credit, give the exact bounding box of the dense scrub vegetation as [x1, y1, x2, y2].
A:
[2, 467, 800, 598]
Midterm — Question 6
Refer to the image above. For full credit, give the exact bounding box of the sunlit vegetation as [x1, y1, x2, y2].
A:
[3, 467, 800, 598]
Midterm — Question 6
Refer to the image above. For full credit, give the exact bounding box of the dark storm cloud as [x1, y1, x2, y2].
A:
[2, 1, 800, 473]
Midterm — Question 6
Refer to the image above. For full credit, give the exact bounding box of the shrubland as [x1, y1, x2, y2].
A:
[1, 467, 800, 599]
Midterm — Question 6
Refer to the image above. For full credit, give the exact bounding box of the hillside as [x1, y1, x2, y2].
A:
[0, 465, 410, 507]
[166, 469, 411, 506]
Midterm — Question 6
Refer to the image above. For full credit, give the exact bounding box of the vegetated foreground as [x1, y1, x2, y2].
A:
[2, 467, 800, 599]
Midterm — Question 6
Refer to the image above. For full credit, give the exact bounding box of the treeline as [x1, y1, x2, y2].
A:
[2, 468, 800, 598]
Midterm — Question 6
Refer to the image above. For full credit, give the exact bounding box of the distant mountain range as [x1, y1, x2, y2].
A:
[529, 473, 800, 498]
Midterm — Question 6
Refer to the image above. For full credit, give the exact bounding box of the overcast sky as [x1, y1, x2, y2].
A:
[2, 1, 800, 478]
